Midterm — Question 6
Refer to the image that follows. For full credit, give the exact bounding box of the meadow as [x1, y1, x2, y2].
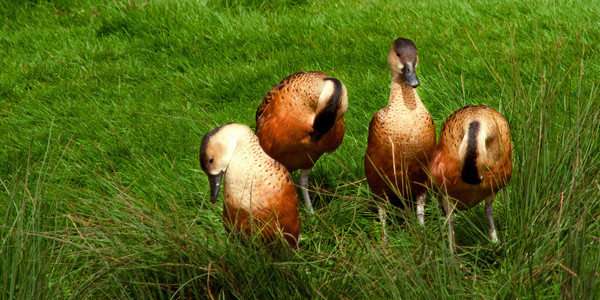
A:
[1, 0, 599, 298]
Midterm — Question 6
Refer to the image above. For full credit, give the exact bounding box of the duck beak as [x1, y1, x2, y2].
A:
[403, 62, 420, 88]
[208, 171, 224, 204]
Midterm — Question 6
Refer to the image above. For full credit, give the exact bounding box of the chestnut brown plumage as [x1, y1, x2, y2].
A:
[200, 123, 301, 247]
[256, 71, 348, 214]
[364, 38, 436, 240]
[430, 105, 512, 252]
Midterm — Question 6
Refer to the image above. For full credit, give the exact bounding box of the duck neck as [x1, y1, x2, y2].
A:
[388, 74, 421, 111]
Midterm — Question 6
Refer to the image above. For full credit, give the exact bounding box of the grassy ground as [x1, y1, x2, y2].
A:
[1, 0, 600, 298]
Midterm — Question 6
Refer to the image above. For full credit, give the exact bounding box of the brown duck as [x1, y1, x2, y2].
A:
[256, 71, 348, 214]
[430, 105, 512, 252]
[364, 38, 436, 239]
[199, 123, 301, 247]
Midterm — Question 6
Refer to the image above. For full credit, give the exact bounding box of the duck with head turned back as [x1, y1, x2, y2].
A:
[255, 71, 348, 215]
[430, 105, 512, 253]
[199, 123, 301, 247]
[364, 37, 436, 241]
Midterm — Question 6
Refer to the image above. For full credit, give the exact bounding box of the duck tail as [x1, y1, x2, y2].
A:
[461, 120, 482, 184]
[312, 78, 345, 140]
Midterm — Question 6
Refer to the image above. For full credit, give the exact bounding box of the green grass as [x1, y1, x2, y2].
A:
[2, 0, 599, 298]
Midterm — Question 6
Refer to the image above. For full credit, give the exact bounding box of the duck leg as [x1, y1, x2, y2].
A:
[378, 203, 388, 243]
[485, 196, 499, 244]
[299, 169, 315, 215]
[416, 192, 426, 226]
[441, 195, 457, 253]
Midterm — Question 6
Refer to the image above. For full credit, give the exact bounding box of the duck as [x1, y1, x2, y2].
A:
[255, 71, 348, 215]
[430, 105, 512, 252]
[199, 123, 301, 247]
[364, 37, 436, 239]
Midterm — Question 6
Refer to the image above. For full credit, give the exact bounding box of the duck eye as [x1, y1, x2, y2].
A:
[208, 157, 214, 164]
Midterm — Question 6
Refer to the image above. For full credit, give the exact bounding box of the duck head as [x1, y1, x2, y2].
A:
[199, 123, 249, 203]
[388, 37, 420, 88]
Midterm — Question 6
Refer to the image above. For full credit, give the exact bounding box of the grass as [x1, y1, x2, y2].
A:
[1, 0, 600, 298]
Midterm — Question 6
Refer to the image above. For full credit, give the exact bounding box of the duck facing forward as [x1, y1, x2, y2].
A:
[256, 71, 348, 214]
[200, 123, 301, 247]
[364, 37, 436, 238]
[430, 105, 512, 252]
